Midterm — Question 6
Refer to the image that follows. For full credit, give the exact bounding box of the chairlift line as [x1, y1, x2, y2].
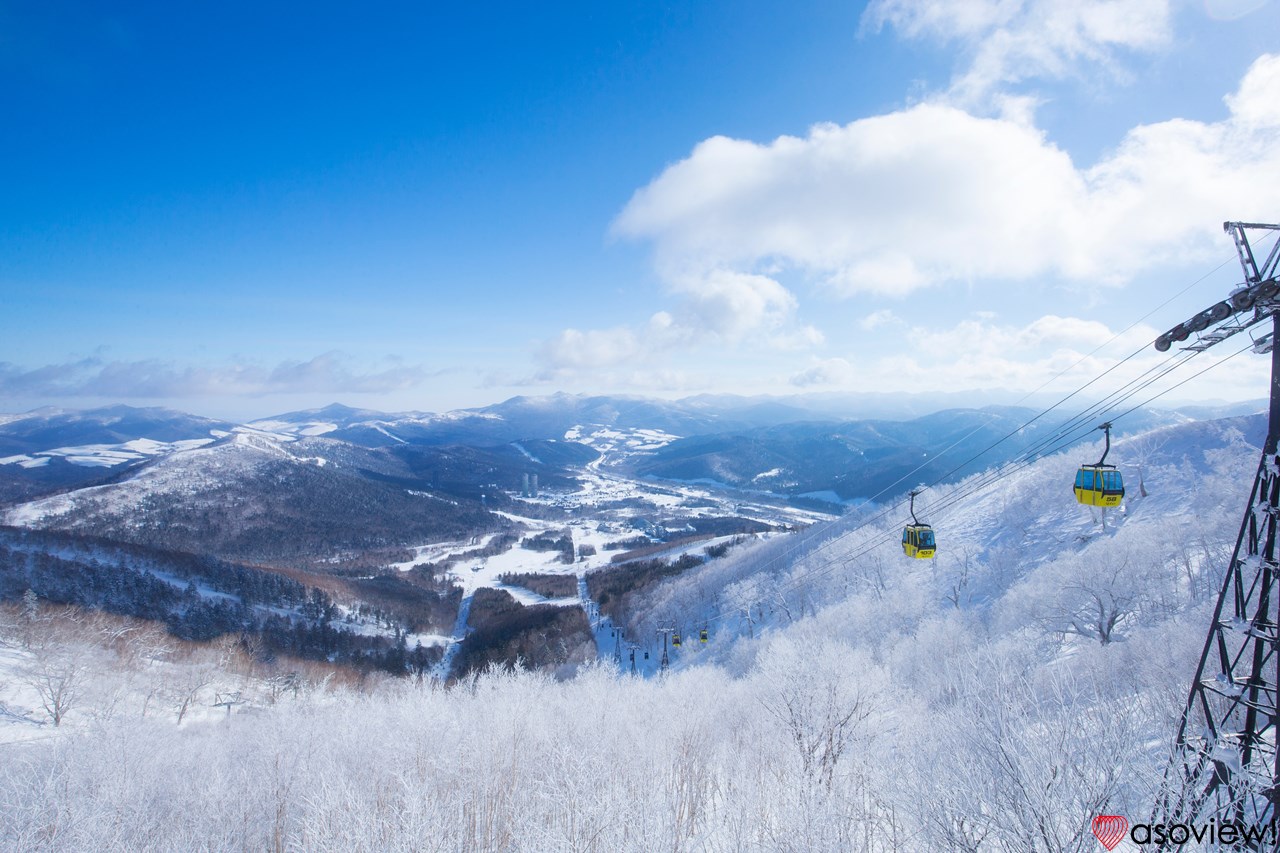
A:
[834, 344, 1246, 578]
[686, 339, 1253, 639]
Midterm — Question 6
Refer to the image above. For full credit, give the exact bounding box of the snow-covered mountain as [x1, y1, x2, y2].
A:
[236, 393, 837, 448]
[2, 430, 502, 564]
[0, 405, 233, 457]
[0, 405, 236, 503]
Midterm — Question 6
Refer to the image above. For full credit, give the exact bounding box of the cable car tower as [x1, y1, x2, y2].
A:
[1155, 221, 1280, 849]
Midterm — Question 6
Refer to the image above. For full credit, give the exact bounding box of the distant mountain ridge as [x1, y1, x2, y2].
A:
[2, 431, 508, 565]
[629, 404, 1210, 501]
[0, 394, 1265, 512]
[0, 405, 234, 456]
[0, 406, 236, 503]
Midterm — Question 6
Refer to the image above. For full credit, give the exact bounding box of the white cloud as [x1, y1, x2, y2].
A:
[841, 312, 1263, 400]
[615, 110, 1078, 295]
[790, 357, 859, 388]
[864, 0, 1024, 41]
[1226, 50, 1280, 128]
[674, 269, 803, 340]
[859, 309, 902, 331]
[539, 326, 645, 370]
[1204, 0, 1269, 21]
[905, 313, 1148, 362]
[537, 269, 823, 373]
[863, 0, 1173, 108]
[613, 54, 1280, 299]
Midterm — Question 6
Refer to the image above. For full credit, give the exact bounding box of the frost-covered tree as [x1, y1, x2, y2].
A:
[1001, 531, 1173, 645]
[911, 649, 1154, 853]
[23, 647, 85, 727]
[754, 636, 885, 791]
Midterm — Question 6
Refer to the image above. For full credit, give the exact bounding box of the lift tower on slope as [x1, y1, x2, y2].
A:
[1156, 221, 1280, 849]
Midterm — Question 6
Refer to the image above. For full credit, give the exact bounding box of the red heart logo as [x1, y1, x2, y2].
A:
[1091, 815, 1128, 850]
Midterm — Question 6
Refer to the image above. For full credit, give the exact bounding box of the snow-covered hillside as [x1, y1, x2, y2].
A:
[616, 414, 1263, 663]
[1, 430, 498, 564]
[0, 413, 1266, 851]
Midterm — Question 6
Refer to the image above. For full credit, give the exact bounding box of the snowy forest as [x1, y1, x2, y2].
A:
[0, 412, 1262, 851]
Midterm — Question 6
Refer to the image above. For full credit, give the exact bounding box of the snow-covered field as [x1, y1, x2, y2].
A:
[365, 423, 834, 601]
[0, 437, 217, 470]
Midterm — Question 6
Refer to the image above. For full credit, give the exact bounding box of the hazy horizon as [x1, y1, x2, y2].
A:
[0, 387, 1268, 427]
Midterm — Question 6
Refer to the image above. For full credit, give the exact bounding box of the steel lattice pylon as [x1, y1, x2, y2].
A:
[1158, 441, 1280, 847]
[1155, 222, 1280, 849]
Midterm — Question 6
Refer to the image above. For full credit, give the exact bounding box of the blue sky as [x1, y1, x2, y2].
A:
[2, 0, 1278, 420]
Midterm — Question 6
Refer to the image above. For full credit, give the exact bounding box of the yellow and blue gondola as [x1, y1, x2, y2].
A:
[902, 524, 936, 559]
[902, 488, 937, 559]
[1074, 422, 1124, 507]
[1074, 466, 1124, 507]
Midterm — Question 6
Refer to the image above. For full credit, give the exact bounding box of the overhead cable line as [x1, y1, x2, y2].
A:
[712, 246, 1261, 588]
[688, 311, 1264, 631]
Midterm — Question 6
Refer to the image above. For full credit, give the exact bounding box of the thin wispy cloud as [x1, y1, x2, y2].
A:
[790, 314, 1173, 392]
[0, 353, 430, 399]
[863, 0, 1174, 109]
[790, 357, 858, 388]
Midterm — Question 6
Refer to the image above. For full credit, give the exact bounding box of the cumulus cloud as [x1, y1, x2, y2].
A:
[907, 314, 1124, 362]
[539, 326, 646, 371]
[612, 53, 1280, 298]
[542, 15, 1276, 391]
[0, 352, 429, 399]
[863, 0, 1174, 108]
[788, 313, 1198, 394]
[537, 269, 823, 373]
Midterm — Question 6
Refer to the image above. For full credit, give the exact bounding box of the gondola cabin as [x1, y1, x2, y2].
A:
[672, 633, 682, 648]
[902, 524, 936, 559]
[1075, 422, 1124, 508]
[699, 628, 709, 643]
[1074, 465, 1124, 507]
